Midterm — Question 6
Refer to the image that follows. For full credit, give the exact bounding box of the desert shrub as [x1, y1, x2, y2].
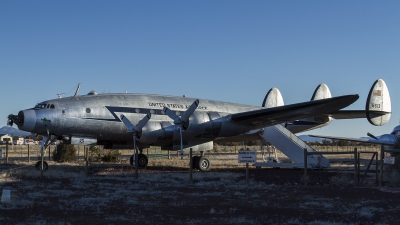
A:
[53, 143, 77, 162]
[101, 150, 121, 162]
[88, 146, 102, 162]
[213, 143, 221, 152]
[330, 172, 353, 187]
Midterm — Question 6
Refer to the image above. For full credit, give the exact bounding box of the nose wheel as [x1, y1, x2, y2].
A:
[130, 154, 148, 168]
[35, 161, 49, 171]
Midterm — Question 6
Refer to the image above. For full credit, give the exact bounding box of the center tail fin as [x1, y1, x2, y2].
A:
[262, 88, 284, 108]
[311, 83, 332, 100]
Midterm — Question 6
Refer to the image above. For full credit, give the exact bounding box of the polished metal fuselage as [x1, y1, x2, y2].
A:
[16, 93, 337, 149]
[18, 93, 261, 148]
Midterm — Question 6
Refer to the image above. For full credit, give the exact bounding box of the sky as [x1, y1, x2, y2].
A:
[1, 1, 399, 138]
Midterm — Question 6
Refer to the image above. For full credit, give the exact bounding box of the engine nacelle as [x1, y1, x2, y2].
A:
[184, 112, 223, 138]
[138, 121, 174, 145]
[185, 111, 254, 138]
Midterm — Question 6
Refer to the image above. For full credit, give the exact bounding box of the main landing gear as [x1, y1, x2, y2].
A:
[130, 153, 148, 168]
[191, 152, 211, 172]
[35, 161, 49, 171]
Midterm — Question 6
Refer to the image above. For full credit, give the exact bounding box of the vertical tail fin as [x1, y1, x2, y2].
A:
[366, 79, 391, 126]
[262, 88, 284, 108]
[310, 83, 332, 101]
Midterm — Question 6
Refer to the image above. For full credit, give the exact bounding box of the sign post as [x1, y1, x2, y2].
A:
[238, 150, 256, 183]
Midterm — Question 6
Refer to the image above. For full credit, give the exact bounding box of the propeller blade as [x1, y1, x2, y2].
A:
[163, 107, 181, 123]
[120, 114, 136, 132]
[181, 99, 199, 122]
[367, 132, 379, 140]
[135, 113, 151, 132]
[7, 119, 13, 127]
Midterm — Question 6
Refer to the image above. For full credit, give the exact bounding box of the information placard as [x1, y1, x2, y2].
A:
[238, 150, 256, 163]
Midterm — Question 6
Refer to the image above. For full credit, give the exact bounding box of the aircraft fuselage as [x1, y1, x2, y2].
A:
[16, 93, 260, 148]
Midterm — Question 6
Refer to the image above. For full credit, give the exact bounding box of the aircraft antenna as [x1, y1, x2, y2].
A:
[73, 83, 81, 97]
[57, 93, 66, 99]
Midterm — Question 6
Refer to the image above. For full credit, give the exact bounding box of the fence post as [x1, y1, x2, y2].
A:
[354, 148, 358, 187]
[6, 142, 8, 163]
[28, 144, 30, 163]
[379, 145, 384, 187]
[189, 148, 193, 181]
[303, 148, 307, 186]
[85, 147, 89, 177]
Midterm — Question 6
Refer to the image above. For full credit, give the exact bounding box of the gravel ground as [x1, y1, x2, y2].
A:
[0, 156, 399, 225]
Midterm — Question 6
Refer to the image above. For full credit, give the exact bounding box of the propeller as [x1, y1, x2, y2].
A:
[120, 113, 151, 160]
[7, 114, 18, 126]
[367, 132, 379, 140]
[163, 99, 200, 159]
[7, 118, 13, 127]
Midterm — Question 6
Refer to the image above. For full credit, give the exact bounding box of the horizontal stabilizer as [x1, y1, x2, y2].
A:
[328, 110, 389, 119]
[262, 88, 284, 108]
[366, 79, 391, 126]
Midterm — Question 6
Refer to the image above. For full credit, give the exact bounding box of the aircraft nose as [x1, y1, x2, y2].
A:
[18, 110, 36, 132]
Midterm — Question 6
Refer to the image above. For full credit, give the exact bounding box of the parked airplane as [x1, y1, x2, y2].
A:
[8, 84, 360, 171]
[308, 125, 400, 151]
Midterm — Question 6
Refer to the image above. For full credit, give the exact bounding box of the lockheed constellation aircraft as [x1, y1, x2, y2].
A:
[8, 84, 362, 171]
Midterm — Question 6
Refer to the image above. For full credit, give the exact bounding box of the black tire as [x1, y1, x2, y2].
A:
[192, 156, 199, 170]
[35, 161, 48, 171]
[138, 154, 148, 168]
[197, 156, 211, 172]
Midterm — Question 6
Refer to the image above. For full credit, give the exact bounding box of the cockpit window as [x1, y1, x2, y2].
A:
[34, 103, 55, 109]
[34, 103, 46, 109]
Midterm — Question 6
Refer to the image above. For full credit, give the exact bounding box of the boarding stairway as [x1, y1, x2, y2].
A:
[255, 124, 330, 168]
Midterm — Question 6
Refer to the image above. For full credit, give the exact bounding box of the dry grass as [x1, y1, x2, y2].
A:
[0, 154, 399, 224]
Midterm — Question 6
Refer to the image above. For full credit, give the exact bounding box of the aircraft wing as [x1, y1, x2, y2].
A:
[230, 94, 359, 127]
[308, 134, 395, 145]
[327, 110, 390, 119]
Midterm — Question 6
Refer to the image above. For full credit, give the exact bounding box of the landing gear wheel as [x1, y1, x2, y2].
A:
[191, 156, 199, 170]
[197, 156, 211, 172]
[35, 161, 48, 171]
[130, 154, 148, 168]
[138, 154, 148, 168]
